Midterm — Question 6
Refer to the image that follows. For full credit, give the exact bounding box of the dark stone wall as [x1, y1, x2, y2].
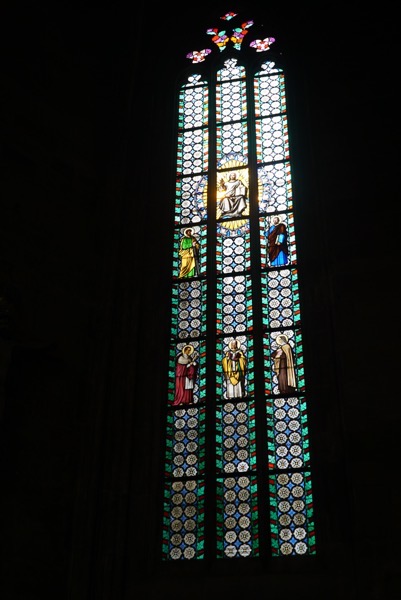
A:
[1, 3, 399, 599]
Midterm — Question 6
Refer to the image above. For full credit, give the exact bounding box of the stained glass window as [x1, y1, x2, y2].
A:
[162, 10, 316, 561]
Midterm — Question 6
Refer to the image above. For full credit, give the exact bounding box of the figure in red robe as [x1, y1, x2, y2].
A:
[173, 344, 198, 406]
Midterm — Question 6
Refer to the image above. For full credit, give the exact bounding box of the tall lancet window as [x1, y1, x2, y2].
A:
[162, 10, 316, 561]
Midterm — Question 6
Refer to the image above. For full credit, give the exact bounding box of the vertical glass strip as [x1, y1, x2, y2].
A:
[256, 59, 316, 556]
[163, 71, 209, 561]
[215, 56, 259, 559]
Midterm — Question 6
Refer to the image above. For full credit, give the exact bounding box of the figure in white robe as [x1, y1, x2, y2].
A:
[218, 172, 247, 218]
[222, 339, 247, 399]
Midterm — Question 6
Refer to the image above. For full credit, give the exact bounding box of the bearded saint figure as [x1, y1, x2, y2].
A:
[272, 334, 297, 394]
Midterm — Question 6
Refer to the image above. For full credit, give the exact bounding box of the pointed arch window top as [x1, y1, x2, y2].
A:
[181, 73, 207, 88]
[187, 11, 275, 63]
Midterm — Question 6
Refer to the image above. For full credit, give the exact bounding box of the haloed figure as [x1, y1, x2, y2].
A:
[222, 339, 247, 399]
[179, 228, 200, 278]
[173, 345, 198, 406]
[218, 171, 247, 218]
[267, 215, 289, 266]
[272, 334, 297, 394]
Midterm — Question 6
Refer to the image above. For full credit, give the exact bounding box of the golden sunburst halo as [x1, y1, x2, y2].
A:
[201, 158, 263, 230]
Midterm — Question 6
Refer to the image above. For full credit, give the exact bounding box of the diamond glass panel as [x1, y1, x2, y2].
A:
[216, 221, 251, 274]
[178, 75, 209, 129]
[216, 78, 247, 123]
[164, 406, 206, 477]
[216, 274, 253, 335]
[266, 396, 310, 470]
[261, 268, 301, 330]
[256, 114, 289, 163]
[216, 475, 259, 558]
[162, 479, 206, 560]
[175, 176, 208, 225]
[269, 472, 316, 556]
[216, 399, 257, 474]
[171, 280, 207, 340]
[177, 128, 210, 176]
[216, 122, 248, 163]
[257, 163, 292, 212]
[254, 69, 286, 118]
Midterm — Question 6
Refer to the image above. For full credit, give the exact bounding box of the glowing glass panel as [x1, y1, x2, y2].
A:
[163, 12, 316, 562]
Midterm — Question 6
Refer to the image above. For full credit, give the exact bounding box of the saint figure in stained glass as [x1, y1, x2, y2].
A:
[222, 339, 247, 399]
[178, 228, 200, 278]
[272, 334, 297, 394]
[218, 171, 247, 219]
[173, 345, 198, 406]
[267, 215, 289, 266]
